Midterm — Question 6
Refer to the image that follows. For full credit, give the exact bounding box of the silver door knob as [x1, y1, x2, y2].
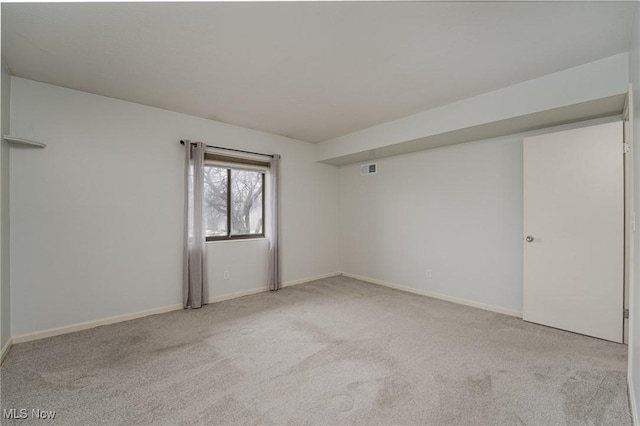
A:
[525, 236, 534, 242]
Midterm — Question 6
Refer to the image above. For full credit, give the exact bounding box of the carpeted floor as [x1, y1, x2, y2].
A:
[0, 276, 632, 425]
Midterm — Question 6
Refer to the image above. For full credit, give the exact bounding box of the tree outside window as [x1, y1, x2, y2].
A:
[203, 166, 264, 240]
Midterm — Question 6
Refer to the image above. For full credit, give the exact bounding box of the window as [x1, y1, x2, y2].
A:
[203, 160, 265, 241]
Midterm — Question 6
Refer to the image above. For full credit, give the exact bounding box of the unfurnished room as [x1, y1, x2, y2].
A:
[1, 1, 640, 425]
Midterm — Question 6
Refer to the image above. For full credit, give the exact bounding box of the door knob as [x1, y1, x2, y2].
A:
[525, 236, 534, 242]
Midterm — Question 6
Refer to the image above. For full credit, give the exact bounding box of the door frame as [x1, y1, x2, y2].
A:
[624, 84, 634, 345]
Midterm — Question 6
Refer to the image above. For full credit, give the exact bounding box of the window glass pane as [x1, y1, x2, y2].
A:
[230, 169, 263, 235]
[204, 166, 228, 237]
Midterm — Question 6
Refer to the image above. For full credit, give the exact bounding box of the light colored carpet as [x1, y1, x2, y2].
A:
[0, 276, 631, 425]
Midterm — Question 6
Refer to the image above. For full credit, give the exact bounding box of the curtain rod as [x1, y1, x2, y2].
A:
[180, 140, 274, 159]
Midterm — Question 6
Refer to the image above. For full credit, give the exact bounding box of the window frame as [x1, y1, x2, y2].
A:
[204, 165, 266, 242]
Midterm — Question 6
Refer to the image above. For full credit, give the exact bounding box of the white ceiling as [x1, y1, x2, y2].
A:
[2, 2, 636, 143]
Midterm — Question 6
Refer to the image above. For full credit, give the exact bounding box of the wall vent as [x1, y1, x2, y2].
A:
[360, 163, 377, 175]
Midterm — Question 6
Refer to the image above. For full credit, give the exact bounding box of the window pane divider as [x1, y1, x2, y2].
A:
[226, 168, 231, 239]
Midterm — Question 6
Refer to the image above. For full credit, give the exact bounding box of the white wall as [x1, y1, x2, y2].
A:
[8, 78, 339, 337]
[339, 117, 620, 315]
[628, 3, 640, 422]
[1, 61, 11, 349]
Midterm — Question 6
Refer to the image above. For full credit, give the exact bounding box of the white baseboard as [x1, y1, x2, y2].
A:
[282, 272, 342, 288]
[342, 272, 522, 318]
[208, 272, 342, 302]
[208, 287, 267, 303]
[10, 272, 343, 345]
[630, 375, 639, 426]
[0, 337, 12, 365]
[12, 303, 184, 344]
[12, 271, 518, 345]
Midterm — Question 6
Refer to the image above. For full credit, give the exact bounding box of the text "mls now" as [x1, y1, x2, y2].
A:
[3, 408, 57, 419]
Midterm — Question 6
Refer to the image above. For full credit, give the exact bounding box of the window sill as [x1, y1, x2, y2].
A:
[206, 237, 267, 245]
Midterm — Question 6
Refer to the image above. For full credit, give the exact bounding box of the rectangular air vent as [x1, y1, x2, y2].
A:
[360, 163, 377, 175]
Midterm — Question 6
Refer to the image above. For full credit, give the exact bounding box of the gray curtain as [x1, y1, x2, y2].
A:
[267, 154, 281, 291]
[183, 141, 208, 308]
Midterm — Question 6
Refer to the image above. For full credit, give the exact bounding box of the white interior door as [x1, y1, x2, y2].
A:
[523, 121, 623, 343]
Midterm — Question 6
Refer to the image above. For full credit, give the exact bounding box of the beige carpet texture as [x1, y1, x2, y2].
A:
[0, 276, 631, 425]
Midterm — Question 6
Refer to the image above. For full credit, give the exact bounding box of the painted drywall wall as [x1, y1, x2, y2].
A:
[318, 53, 629, 164]
[338, 116, 621, 314]
[628, 3, 640, 422]
[1, 62, 11, 349]
[8, 77, 339, 337]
